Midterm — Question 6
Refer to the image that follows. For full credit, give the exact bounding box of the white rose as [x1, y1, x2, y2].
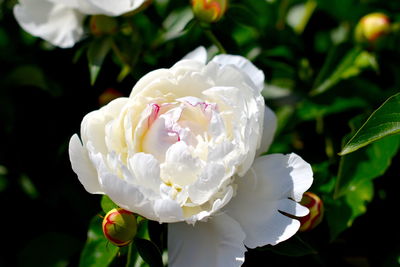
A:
[69, 47, 313, 266]
[13, 0, 147, 48]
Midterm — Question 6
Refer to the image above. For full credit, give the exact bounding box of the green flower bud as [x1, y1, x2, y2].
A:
[90, 15, 118, 36]
[299, 192, 324, 232]
[192, 0, 228, 23]
[355, 12, 390, 44]
[102, 208, 137, 247]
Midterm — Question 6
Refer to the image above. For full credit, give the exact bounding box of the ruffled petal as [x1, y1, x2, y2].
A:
[13, 0, 85, 48]
[99, 167, 158, 221]
[256, 106, 277, 156]
[128, 153, 161, 191]
[182, 46, 207, 63]
[211, 54, 265, 92]
[226, 153, 313, 248]
[168, 214, 246, 267]
[68, 134, 103, 194]
[188, 162, 225, 205]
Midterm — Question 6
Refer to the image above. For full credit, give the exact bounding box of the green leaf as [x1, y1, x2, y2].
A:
[257, 235, 317, 257]
[340, 93, 400, 155]
[310, 47, 377, 95]
[326, 180, 374, 240]
[148, 221, 166, 251]
[159, 7, 193, 42]
[101, 195, 118, 214]
[297, 97, 367, 121]
[134, 238, 163, 267]
[335, 134, 400, 198]
[18, 232, 80, 267]
[87, 37, 113, 85]
[80, 216, 118, 267]
[19, 174, 39, 199]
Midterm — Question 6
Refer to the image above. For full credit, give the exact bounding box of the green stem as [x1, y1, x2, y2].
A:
[203, 29, 226, 54]
[125, 243, 137, 267]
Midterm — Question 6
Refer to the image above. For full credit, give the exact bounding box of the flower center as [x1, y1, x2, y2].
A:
[141, 97, 216, 162]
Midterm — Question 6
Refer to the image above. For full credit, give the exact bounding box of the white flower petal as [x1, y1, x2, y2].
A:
[82, 98, 128, 155]
[188, 162, 225, 205]
[87, 0, 145, 16]
[128, 153, 161, 191]
[154, 198, 184, 223]
[182, 46, 207, 63]
[278, 198, 309, 217]
[211, 54, 265, 91]
[226, 153, 313, 248]
[256, 106, 277, 156]
[99, 169, 158, 221]
[14, 0, 85, 48]
[161, 142, 201, 186]
[68, 134, 103, 194]
[168, 214, 246, 267]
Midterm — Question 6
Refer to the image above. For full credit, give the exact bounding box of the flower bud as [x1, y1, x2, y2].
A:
[90, 15, 118, 36]
[355, 13, 390, 44]
[98, 88, 124, 106]
[102, 208, 137, 247]
[191, 0, 228, 23]
[299, 192, 324, 232]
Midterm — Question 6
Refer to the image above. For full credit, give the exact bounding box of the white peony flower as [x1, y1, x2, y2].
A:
[13, 0, 147, 48]
[69, 47, 313, 266]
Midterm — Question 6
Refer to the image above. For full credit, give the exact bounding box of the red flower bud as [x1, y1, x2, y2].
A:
[299, 192, 324, 232]
[355, 13, 390, 44]
[98, 88, 124, 106]
[102, 208, 137, 247]
[90, 15, 118, 36]
[192, 0, 228, 23]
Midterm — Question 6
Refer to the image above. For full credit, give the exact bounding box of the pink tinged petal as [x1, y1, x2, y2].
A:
[168, 214, 246, 267]
[211, 54, 265, 92]
[68, 134, 103, 194]
[226, 153, 313, 248]
[142, 116, 181, 162]
[14, 0, 85, 48]
[256, 106, 277, 156]
[182, 46, 207, 63]
[128, 153, 161, 192]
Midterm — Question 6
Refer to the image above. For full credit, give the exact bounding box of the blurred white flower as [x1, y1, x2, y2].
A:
[13, 0, 147, 48]
[69, 47, 313, 266]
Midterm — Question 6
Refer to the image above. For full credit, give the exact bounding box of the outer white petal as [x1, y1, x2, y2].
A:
[168, 214, 246, 267]
[226, 153, 313, 248]
[154, 198, 184, 223]
[182, 46, 207, 63]
[69, 134, 103, 194]
[211, 54, 265, 91]
[87, 0, 146, 16]
[99, 168, 158, 221]
[256, 106, 277, 156]
[13, 0, 85, 48]
[81, 98, 128, 155]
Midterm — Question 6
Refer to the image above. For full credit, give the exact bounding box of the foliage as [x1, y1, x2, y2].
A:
[0, 0, 399, 266]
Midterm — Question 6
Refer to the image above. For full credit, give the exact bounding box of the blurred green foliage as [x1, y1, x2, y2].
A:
[1, 0, 399, 266]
